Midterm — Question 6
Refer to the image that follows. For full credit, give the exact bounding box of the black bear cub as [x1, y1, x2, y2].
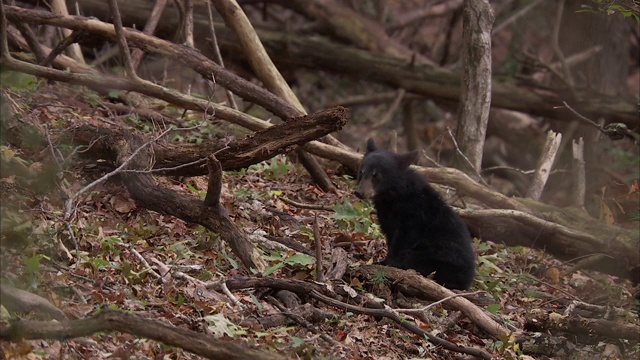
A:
[354, 139, 475, 290]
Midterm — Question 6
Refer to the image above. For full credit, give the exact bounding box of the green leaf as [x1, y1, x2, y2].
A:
[264, 252, 285, 261]
[22, 254, 42, 274]
[486, 304, 501, 314]
[224, 254, 238, 269]
[291, 336, 305, 348]
[89, 258, 110, 270]
[330, 200, 361, 220]
[284, 253, 314, 266]
[107, 90, 122, 99]
[0, 71, 38, 91]
[262, 262, 285, 276]
[250, 293, 263, 315]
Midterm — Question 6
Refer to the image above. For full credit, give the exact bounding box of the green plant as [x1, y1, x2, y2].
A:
[473, 239, 518, 297]
[248, 156, 293, 180]
[169, 293, 186, 307]
[330, 199, 380, 236]
[169, 240, 199, 261]
[370, 268, 389, 285]
[0, 70, 39, 91]
[579, 0, 640, 22]
[486, 332, 522, 360]
[100, 235, 122, 256]
[87, 257, 110, 270]
[486, 303, 501, 315]
[21, 254, 47, 289]
[262, 251, 315, 276]
[185, 183, 206, 199]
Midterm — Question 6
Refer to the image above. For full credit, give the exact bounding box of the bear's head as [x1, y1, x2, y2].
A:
[354, 138, 418, 200]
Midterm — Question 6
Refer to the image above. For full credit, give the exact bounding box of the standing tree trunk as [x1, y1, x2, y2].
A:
[454, 0, 494, 178]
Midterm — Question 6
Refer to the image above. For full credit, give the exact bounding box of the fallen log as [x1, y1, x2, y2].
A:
[0, 309, 284, 360]
[63, 106, 348, 176]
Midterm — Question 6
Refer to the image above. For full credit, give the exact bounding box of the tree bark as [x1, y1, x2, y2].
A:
[454, 0, 494, 177]
[63, 106, 347, 176]
[461, 199, 640, 282]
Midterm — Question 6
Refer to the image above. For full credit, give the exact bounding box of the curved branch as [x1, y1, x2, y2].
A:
[0, 310, 283, 360]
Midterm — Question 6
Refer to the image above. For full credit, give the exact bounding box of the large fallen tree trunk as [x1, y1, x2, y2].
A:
[422, 166, 639, 282]
[35, 0, 639, 127]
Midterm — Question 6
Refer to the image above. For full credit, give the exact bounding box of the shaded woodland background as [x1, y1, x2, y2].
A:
[0, 0, 639, 359]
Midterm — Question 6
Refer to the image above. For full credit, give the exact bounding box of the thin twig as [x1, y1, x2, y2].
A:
[121, 157, 207, 174]
[220, 282, 244, 308]
[50, 0, 85, 63]
[107, 0, 137, 79]
[492, 0, 544, 34]
[39, 29, 85, 67]
[446, 127, 489, 186]
[482, 165, 535, 175]
[119, 243, 162, 279]
[122, 135, 227, 175]
[522, 273, 582, 301]
[313, 215, 324, 282]
[265, 295, 341, 347]
[395, 290, 483, 315]
[280, 197, 334, 211]
[561, 101, 605, 133]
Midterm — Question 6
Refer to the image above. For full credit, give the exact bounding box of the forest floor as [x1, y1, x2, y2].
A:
[1, 83, 638, 359]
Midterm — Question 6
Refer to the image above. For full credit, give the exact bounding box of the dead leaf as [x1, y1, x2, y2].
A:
[340, 284, 358, 298]
[113, 196, 136, 213]
[546, 267, 560, 284]
[601, 202, 615, 225]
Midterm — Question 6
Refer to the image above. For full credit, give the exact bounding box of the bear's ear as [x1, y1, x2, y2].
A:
[365, 138, 377, 154]
[396, 150, 419, 169]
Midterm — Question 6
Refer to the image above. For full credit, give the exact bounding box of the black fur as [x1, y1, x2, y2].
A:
[355, 139, 475, 290]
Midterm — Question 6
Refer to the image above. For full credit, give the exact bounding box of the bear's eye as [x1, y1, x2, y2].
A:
[372, 171, 379, 180]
